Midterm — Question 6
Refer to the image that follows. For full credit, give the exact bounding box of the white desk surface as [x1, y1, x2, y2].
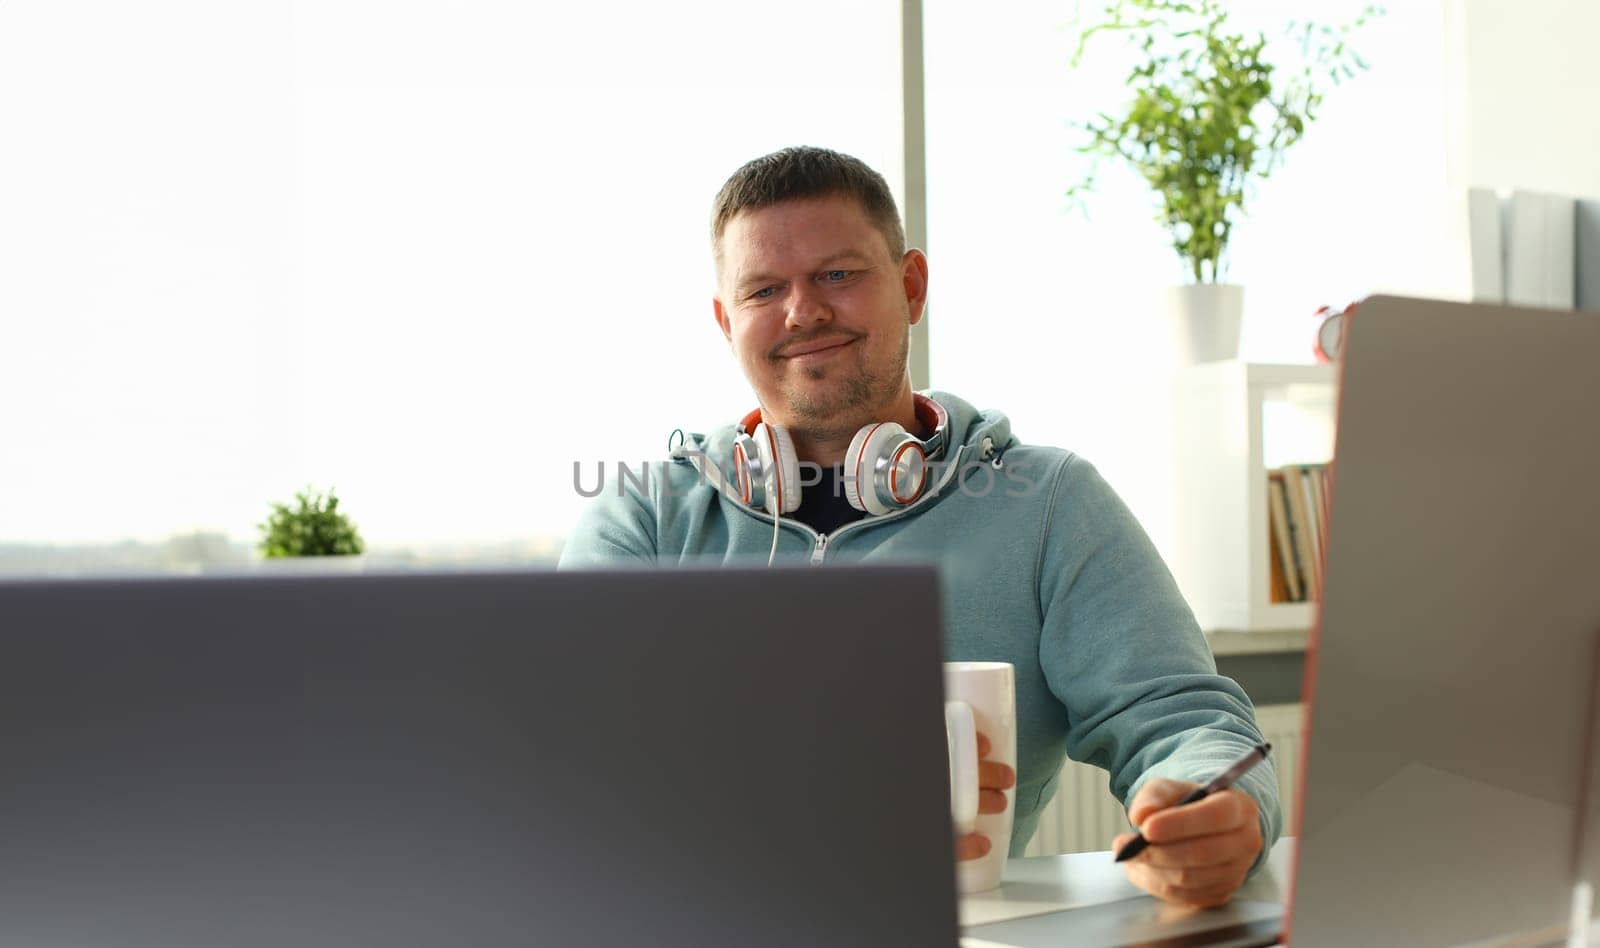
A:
[960, 838, 1293, 947]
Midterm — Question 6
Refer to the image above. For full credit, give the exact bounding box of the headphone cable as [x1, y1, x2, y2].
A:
[767, 507, 781, 566]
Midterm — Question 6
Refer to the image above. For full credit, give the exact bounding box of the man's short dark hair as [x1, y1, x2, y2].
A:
[711, 146, 907, 273]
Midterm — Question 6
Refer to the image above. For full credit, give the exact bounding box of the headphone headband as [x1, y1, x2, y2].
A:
[912, 395, 949, 463]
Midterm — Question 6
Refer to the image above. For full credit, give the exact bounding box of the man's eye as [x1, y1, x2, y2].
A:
[751, 286, 776, 300]
[823, 270, 850, 282]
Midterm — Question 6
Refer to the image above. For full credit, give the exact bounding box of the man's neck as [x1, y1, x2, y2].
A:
[783, 389, 920, 468]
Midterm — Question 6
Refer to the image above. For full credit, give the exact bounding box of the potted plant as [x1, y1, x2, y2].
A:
[1068, 0, 1379, 364]
[257, 486, 366, 568]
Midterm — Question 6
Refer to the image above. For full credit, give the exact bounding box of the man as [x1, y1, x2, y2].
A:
[559, 146, 1281, 908]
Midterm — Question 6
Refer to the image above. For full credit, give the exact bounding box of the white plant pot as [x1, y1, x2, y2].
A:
[1168, 283, 1244, 365]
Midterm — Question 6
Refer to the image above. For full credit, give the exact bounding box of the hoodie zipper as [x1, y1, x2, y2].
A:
[810, 533, 829, 564]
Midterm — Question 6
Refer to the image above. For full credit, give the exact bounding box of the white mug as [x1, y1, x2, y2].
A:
[944, 661, 1016, 895]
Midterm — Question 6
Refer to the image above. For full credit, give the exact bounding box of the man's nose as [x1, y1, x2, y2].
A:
[784, 282, 832, 331]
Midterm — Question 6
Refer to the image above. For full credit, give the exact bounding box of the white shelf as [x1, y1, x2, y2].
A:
[1204, 626, 1310, 656]
[1173, 361, 1337, 634]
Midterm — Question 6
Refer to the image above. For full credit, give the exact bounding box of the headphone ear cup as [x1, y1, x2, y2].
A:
[754, 423, 802, 515]
[844, 423, 908, 516]
[731, 433, 763, 510]
[842, 424, 877, 512]
[768, 424, 802, 514]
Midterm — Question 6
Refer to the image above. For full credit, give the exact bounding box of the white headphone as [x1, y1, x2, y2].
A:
[731, 394, 949, 517]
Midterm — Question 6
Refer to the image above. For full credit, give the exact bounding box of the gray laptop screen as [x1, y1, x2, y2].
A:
[0, 567, 957, 948]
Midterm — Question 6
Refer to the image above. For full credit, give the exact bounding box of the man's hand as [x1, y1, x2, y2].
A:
[955, 732, 1016, 861]
[1113, 779, 1262, 908]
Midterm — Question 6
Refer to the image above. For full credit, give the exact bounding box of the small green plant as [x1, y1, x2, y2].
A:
[257, 487, 365, 558]
[1068, 0, 1379, 283]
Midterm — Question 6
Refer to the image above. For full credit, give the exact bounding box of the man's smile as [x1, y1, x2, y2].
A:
[775, 334, 860, 362]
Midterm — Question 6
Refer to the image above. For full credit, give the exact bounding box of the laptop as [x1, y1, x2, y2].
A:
[0, 566, 959, 947]
[1289, 296, 1600, 945]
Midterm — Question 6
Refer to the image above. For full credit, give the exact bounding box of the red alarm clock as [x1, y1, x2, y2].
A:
[1313, 302, 1357, 362]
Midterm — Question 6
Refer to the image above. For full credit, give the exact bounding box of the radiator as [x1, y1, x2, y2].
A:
[1022, 702, 1304, 856]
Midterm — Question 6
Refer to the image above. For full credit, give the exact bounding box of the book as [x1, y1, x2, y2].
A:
[1282, 465, 1321, 602]
[1506, 190, 1576, 310]
[1305, 463, 1329, 577]
[1267, 472, 1303, 603]
[1318, 463, 1334, 559]
[1297, 465, 1324, 594]
[1267, 518, 1291, 604]
[1468, 187, 1506, 304]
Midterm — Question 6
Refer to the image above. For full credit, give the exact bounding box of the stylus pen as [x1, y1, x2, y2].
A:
[1113, 743, 1272, 864]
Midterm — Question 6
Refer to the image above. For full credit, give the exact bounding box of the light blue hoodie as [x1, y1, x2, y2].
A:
[559, 390, 1282, 862]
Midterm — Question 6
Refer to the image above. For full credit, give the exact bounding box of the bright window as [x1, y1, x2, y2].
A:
[1, 2, 1460, 568]
[0, 1, 903, 563]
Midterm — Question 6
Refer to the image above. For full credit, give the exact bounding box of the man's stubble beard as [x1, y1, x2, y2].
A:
[779, 324, 911, 443]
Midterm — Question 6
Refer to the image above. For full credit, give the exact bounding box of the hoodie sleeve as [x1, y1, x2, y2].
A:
[1035, 453, 1283, 875]
[557, 479, 659, 568]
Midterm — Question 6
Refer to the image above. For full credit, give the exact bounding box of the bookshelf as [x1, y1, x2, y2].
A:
[1173, 362, 1338, 633]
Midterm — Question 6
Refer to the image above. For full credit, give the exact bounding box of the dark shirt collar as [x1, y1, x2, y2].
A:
[791, 465, 867, 535]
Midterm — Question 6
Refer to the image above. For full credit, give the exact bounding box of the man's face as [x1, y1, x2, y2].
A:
[713, 195, 928, 436]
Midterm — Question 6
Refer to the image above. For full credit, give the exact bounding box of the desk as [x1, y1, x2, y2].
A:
[961, 838, 1293, 948]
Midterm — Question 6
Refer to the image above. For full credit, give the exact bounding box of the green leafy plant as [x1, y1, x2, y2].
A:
[257, 486, 365, 558]
[1068, 0, 1380, 283]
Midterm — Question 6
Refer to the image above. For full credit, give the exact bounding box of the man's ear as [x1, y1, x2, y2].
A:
[712, 296, 733, 343]
[901, 249, 930, 326]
